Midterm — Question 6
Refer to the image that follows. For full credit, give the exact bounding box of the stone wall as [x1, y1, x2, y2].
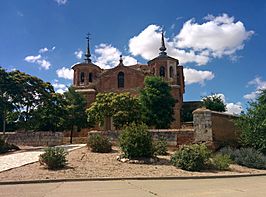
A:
[88, 129, 194, 147]
[193, 108, 239, 147]
[0, 131, 63, 146]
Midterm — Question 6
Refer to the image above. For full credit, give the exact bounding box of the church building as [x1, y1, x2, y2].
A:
[72, 32, 185, 129]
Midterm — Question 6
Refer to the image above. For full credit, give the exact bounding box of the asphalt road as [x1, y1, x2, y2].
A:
[0, 176, 266, 197]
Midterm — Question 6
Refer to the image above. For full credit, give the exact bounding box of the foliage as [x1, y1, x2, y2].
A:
[236, 90, 266, 153]
[119, 123, 154, 159]
[202, 94, 226, 112]
[87, 92, 142, 129]
[153, 138, 168, 155]
[211, 154, 232, 170]
[171, 144, 211, 171]
[140, 76, 175, 129]
[0, 138, 20, 154]
[220, 147, 266, 169]
[87, 133, 112, 153]
[64, 86, 88, 143]
[39, 147, 68, 170]
[0, 67, 66, 132]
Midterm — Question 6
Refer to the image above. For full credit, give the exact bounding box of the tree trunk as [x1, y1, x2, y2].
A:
[3, 108, 6, 135]
[70, 125, 73, 144]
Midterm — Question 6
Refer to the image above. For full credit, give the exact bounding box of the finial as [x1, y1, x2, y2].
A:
[159, 29, 167, 56]
[119, 54, 123, 64]
[84, 33, 91, 63]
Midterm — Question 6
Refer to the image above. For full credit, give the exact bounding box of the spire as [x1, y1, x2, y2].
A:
[119, 55, 123, 65]
[84, 33, 91, 63]
[159, 30, 167, 56]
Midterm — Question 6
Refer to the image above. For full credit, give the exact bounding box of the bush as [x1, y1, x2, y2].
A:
[219, 147, 266, 169]
[171, 144, 211, 171]
[0, 138, 20, 154]
[153, 138, 168, 156]
[119, 123, 154, 159]
[88, 133, 112, 153]
[234, 148, 266, 169]
[39, 147, 68, 170]
[211, 154, 232, 170]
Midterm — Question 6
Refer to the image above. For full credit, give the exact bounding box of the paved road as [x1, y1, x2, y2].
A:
[0, 176, 266, 197]
[0, 144, 86, 172]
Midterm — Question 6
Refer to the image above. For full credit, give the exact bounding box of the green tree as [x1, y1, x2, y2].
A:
[237, 90, 266, 153]
[64, 86, 88, 143]
[87, 92, 142, 129]
[202, 94, 226, 112]
[140, 76, 175, 129]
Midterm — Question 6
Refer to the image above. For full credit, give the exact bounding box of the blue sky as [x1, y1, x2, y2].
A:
[1, 0, 266, 114]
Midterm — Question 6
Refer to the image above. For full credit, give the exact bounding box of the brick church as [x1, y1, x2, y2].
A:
[72, 32, 185, 129]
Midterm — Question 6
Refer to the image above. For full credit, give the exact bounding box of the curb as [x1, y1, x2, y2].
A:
[0, 173, 266, 185]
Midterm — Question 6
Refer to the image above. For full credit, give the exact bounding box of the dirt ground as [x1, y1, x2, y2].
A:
[0, 146, 265, 182]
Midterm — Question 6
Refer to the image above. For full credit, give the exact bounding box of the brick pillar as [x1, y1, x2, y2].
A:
[193, 108, 213, 143]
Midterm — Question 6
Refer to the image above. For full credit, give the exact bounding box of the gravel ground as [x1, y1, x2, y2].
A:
[0, 146, 265, 181]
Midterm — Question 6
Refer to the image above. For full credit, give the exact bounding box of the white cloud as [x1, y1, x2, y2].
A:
[36, 59, 51, 70]
[184, 68, 214, 85]
[205, 93, 243, 115]
[54, 0, 67, 5]
[24, 54, 51, 70]
[94, 43, 137, 69]
[175, 13, 254, 58]
[128, 24, 210, 65]
[226, 102, 243, 115]
[24, 55, 41, 63]
[74, 49, 83, 60]
[56, 67, 73, 80]
[39, 47, 49, 53]
[244, 76, 266, 100]
[128, 14, 253, 66]
[52, 81, 68, 94]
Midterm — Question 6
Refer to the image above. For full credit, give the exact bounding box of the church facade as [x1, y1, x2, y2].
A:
[72, 33, 185, 129]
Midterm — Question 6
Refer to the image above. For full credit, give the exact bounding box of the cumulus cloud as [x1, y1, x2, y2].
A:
[183, 68, 214, 85]
[24, 54, 51, 70]
[94, 43, 137, 69]
[175, 13, 254, 58]
[54, 0, 67, 5]
[244, 76, 266, 100]
[52, 80, 68, 94]
[129, 14, 253, 66]
[56, 67, 73, 80]
[39, 46, 55, 53]
[74, 49, 83, 60]
[39, 47, 48, 53]
[205, 93, 243, 115]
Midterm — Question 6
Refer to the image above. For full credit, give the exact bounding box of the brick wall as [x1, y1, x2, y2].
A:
[193, 108, 240, 148]
[88, 129, 194, 147]
[0, 131, 63, 146]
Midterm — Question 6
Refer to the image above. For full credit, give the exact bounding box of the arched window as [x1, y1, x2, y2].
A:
[160, 66, 165, 77]
[89, 72, 93, 82]
[169, 66, 174, 78]
[118, 72, 124, 88]
[80, 72, 85, 84]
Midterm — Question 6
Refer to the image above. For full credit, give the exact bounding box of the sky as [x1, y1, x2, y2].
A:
[1, 0, 266, 114]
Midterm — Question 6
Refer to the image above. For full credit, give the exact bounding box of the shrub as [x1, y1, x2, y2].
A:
[211, 154, 232, 170]
[0, 138, 20, 154]
[119, 123, 154, 159]
[219, 146, 236, 160]
[219, 147, 266, 169]
[153, 138, 168, 156]
[233, 148, 266, 169]
[39, 147, 68, 170]
[88, 133, 112, 153]
[171, 144, 211, 171]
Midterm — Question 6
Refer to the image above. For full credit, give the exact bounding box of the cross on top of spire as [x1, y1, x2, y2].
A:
[159, 29, 167, 56]
[84, 33, 91, 63]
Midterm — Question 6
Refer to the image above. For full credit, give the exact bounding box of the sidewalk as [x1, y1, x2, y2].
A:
[0, 144, 86, 172]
